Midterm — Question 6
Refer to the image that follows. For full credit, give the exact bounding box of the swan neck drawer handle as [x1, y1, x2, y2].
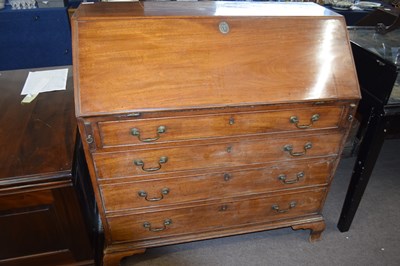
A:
[138, 188, 170, 202]
[283, 142, 312, 157]
[278, 172, 305, 184]
[134, 156, 168, 172]
[131, 126, 166, 142]
[272, 201, 297, 213]
[143, 219, 172, 232]
[290, 114, 320, 129]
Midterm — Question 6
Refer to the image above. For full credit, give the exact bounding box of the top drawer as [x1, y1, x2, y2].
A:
[98, 106, 343, 148]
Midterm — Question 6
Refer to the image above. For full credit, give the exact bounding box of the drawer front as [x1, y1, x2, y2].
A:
[100, 159, 334, 212]
[107, 188, 326, 243]
[98, 106, 343, 148]
[93, 132, 342, 179]
[0, 190, 54, 212]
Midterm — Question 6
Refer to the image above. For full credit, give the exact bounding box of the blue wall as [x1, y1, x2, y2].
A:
[0, 6, 72, 70]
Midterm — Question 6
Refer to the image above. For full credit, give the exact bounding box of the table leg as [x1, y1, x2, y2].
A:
[337, 107, 387, 232]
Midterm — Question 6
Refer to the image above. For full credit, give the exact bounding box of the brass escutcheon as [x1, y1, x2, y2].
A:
[219, 205, 228, 211]
[86, 134, 94, 144]
[224, 173, 231, 181]
[219, 21, 230, 34]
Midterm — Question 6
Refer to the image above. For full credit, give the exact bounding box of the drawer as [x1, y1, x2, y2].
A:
[100, 159, 334, 213]
[0, 190, 54, 212]
[93, 132, 343, 179]
[107, 188, 326, 243]
[98, 106, 343, 148]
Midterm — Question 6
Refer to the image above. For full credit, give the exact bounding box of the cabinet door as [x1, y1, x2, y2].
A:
[0, 186, 92, 265]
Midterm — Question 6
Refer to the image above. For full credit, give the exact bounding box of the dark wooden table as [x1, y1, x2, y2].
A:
[0, 67, 95, 265]
[338, 27, 400, 232]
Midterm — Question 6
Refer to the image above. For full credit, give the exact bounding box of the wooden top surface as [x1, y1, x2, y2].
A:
[74, 1, 340, 19]
[72, 2, 360, 116]
[0, 67, 76, 181]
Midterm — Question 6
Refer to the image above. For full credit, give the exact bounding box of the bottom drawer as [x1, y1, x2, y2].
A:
[107, 188, 326, 243]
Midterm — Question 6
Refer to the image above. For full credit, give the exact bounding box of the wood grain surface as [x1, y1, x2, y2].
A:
[72, 2, 361, 264]
[0, 67, 76, 181]
[72, 2, 359, 116]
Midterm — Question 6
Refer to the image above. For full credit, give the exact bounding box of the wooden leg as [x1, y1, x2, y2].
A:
[292, 220, 326, 242]
[103, 249, 146, 266]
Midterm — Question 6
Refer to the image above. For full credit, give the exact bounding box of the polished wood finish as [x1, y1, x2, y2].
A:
[72, 2, 360, 265]
[108, 188, 326, 243]
[93, 132, 343, 178]
[0, 71, 75, 179]
[98, 105, 344, 148]
[0, 68, 93, 265]
[73, 2, 359, 116]
[100, 158, 334, 213]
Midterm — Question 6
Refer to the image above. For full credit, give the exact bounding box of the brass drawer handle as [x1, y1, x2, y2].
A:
[272, 201, 297, 213]
[131, 126, 166, 142]
[138, 188, 170, 202]
[290, 114, 320, 129]
[283, 142, 312, 157]
[134, 156, 168, 172]
[143, 219, 172, 232]
[278, 172, 304, 184]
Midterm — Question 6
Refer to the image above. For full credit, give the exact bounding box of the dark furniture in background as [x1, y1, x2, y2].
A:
[338, 27, 400, 232]
[0, 67, 96, 265]
[356, 7, 398, 26]
[325, 5, 372, 26]
[324, 1, 398, 26]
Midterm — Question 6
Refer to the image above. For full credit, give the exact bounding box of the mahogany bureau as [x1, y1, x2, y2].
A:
[71, 2, 361, 265]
